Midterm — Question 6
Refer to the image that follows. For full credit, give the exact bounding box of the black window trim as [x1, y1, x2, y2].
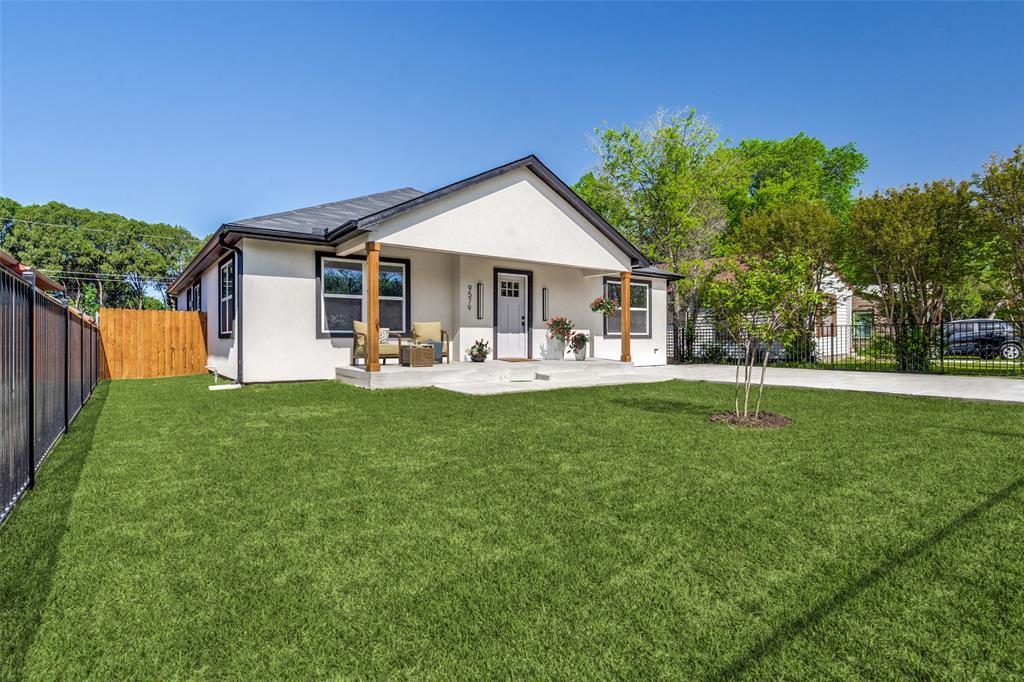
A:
[217, 254, 235, 338]
[186, 279, 202, 312]
[602, 276, 652, 339]
[315, 250, 412, 339]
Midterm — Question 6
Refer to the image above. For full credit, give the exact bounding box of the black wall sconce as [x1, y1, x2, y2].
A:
[542, 287, 549, 321]
[476, 282, 484, 319]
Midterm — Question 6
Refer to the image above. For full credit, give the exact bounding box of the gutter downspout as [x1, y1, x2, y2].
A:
[220, 235, 244, 384]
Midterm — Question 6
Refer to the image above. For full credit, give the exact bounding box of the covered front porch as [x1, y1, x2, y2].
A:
[340, 238, 649, 374]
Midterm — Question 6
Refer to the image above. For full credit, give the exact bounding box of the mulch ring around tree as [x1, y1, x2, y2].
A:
[709, 411, 792, 429]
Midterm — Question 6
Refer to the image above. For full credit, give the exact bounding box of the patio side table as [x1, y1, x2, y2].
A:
[401, 344, 435, 367]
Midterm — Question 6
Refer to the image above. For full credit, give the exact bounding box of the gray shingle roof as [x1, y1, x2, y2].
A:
[227, 187, 424, 235]
[170, 156, 654, 295]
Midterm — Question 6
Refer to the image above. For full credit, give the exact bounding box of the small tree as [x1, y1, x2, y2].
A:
[704, 255, 822, 420]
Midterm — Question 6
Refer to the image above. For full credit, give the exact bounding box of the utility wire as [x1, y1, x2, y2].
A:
[5, 218, 196, 241]
[36, 271, 177, 283]
[45, 275, 175, 285]
[37, 268, 177, 279]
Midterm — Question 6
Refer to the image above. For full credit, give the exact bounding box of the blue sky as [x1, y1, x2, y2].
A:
[2, 1, 1021, 238]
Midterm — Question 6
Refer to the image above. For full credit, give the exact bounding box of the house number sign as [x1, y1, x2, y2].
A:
[467, 284, 473, 311]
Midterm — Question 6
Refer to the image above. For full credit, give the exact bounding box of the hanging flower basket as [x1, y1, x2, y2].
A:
[590, 296, 619, 316]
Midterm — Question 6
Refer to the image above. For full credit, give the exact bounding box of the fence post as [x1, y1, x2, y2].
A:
[63, 303, 70, 431]
[80, 313, 84, 400]
[939, 321, 945, 373]
[24, 271, 36, 488]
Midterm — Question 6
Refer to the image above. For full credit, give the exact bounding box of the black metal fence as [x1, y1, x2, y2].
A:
[668, 320, 1024, 377]
[1, 265, 99, 526]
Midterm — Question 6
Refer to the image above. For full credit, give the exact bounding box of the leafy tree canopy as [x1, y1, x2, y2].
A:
[573, 107, 748, 339]
[0, 198, 201, 314]
[728, 133, 868, 224]
[844, 180, 982, 327]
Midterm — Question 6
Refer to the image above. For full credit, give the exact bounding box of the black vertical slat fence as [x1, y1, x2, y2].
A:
[1, 264, 100, 527]
[668, 321, 1024, 377]
[34, 293, 67, 465]
[67, 312, 83, 419]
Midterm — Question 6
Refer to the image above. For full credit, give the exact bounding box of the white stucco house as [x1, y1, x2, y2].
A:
[168, 156, 679, 383]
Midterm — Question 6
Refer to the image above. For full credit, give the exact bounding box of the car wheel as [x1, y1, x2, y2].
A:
[1000, 343, 1022, 361]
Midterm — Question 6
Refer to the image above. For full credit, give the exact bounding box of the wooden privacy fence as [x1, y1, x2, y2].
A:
[100, 308, 208, 379]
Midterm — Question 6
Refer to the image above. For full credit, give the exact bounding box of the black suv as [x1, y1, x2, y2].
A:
[941, 319, 1022, 361]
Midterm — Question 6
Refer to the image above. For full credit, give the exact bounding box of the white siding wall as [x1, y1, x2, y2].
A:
[176, 256, 237, 379]
[240, 240, 460, 383]
[235, 240, 667, 382]
[817, 273, 854, 357]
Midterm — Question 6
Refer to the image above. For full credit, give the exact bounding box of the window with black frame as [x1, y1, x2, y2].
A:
[603, 278, 650, 337]
[319, 255, 407, 335]
[218, 258, 234, 336]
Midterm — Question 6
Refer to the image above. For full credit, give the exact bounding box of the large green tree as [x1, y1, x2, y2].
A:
[0, 199, 200, 313]
[974, 145, 1024, 323]
[729, 133, 868, 223]
[573, 107, 747, 345]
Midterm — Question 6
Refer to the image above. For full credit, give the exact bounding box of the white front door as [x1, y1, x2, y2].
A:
[497, 273, 528, 358]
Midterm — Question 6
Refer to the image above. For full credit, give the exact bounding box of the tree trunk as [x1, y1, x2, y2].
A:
[742, 340, 754, 418]
[755, 348, 771, 419]
[671, 287, 684, 362]
[734, 353, 742, 417]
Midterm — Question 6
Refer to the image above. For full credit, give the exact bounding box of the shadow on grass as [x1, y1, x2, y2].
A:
[711, 474, 1024, 681]
[610, 397, 711, 416]
[0, 381, 109, 680]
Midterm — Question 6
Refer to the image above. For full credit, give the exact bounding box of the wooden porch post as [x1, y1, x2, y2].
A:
[620, 271, 631, 362]
[365, 241, 381, 372]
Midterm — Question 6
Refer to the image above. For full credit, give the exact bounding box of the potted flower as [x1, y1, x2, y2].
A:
[546, 316, 574, 359]
[468, 338, 490, 362]
[590, 296, 619, 317]
[568, 331, 589, 361]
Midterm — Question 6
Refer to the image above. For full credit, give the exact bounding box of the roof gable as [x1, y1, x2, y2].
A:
[332, 156, 645, 264]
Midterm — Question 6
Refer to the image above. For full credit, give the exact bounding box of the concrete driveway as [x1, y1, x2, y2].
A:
[659, 364, 1024, 403]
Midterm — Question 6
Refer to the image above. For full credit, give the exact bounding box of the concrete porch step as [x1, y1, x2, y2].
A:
[438, 372, 669, 395]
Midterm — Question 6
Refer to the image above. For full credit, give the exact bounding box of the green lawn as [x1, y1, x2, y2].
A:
[2, 376, 1022, 680]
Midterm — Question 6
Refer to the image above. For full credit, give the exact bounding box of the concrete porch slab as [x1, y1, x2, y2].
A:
[335, 358, 644, 391]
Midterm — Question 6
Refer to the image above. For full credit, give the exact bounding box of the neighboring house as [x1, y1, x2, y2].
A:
[167, 156, 679, 383]
[0, 248, 66, 295]
[814, 270, 855, 358]
[672, 266, 855, 360]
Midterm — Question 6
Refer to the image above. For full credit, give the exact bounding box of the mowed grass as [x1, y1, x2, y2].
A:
[1, 376, 1022, 680]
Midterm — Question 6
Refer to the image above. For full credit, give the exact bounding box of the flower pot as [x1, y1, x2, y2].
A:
[470, 355, 486, 363]
[573, 349, 586, 361]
